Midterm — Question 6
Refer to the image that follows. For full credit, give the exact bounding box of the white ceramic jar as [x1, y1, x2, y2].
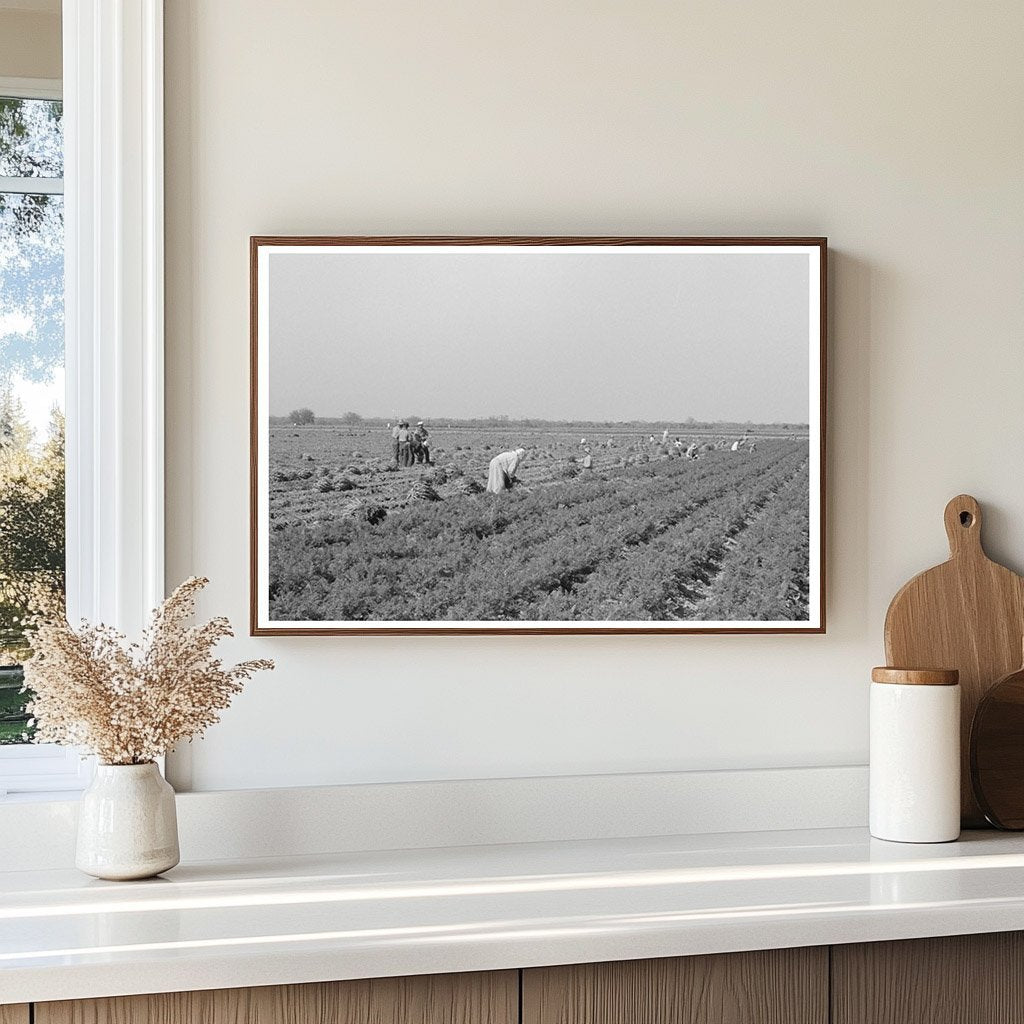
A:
[870, 667, 960, 843]
[76, 762, 180, 880]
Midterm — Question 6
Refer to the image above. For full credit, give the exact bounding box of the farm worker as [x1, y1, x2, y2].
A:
[749, 441, 756, 453]
[398, 422, 413, 467]
[648, 434, 656, 444]
[661, 429, 669, 443]
[390, 422, 401, 464]
[581, 447, 593, 471]
[486, 448, 526, 494]
[730, 440, 740, 452]
[413, 421, 431, 464]
[685, 443, 698, 459]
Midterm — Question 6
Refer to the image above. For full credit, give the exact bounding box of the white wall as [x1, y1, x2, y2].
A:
[163, 0, 1024, 792]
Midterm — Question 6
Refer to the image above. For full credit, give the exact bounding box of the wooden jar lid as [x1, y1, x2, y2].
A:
[871, 667, 960, 686]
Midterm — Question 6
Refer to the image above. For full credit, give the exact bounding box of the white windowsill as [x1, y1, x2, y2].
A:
[0, 789, 84, 804]
[0, 745, 94, 798]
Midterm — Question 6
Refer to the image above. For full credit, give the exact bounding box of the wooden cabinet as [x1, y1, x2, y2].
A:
[522, 948, 828, 1024]
[832, 932, 1024, 1024]
[34, 971, 517, 1024]
[14, 933, 1024, 1024]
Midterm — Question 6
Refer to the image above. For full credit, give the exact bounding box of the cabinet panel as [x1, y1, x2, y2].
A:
[522, 948, 828, 1024]
[36, 971, 517, 1024]
[0, 1007, 29, 1024]
[832, 932, 1024, 1024]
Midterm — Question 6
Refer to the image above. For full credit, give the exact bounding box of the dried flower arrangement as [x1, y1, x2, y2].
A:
[23, 577, 273, 765]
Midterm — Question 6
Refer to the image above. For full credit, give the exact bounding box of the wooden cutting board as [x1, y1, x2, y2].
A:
[884, 494, 1024, 826]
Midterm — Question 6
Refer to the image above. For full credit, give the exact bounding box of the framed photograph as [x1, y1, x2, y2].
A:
[251, 236, 826, 635]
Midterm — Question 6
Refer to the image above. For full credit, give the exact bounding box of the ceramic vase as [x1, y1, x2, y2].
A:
[76, 762, 180, 880]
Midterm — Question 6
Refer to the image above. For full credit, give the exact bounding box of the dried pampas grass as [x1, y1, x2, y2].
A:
[23, 577, 274, 765]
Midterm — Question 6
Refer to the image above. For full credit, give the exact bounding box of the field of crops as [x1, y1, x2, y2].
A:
[267, 425, 810, 623]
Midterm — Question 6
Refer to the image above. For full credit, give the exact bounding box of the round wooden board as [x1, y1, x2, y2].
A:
[971, 663, 1024, 829]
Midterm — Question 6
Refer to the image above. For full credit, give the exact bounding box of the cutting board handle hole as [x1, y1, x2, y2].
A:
[943, 495, 982, 555]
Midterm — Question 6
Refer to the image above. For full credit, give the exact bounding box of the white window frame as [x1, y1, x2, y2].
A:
[0, 76, 64, 192]
[0, 0, 164, 797]
[0, 74, 84, 795]
[0, 77, 61, 102]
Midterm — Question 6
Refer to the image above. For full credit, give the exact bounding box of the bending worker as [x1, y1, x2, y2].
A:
[486, 447, 526, 494]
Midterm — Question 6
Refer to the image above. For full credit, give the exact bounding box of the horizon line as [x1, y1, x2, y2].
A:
[268, 414, 810, 427]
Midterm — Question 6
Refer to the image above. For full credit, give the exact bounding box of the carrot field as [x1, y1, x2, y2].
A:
[267, 425, 810, 623]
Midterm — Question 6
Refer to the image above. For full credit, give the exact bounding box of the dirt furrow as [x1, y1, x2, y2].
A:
[668, 460, 809, 619]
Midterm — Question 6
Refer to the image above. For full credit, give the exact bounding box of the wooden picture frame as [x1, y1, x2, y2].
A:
[251, 236, 827, 635]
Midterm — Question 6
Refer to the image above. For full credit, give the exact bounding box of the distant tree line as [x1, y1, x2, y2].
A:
[270, 410, 809, 432]
[279, 410, 369, 426]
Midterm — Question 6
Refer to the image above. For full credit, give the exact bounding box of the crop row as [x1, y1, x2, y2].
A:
[270, 445, 807, 620]
[269, 441, 809, 622]
[694, 467, 811, 621]
[271, 446, 794, 614]
[514, 455, 810, 621]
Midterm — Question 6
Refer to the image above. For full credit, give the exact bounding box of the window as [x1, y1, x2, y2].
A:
[0, 87, 66, 735]
[0, 80, 80, 794]
[0, 4, 166, 798]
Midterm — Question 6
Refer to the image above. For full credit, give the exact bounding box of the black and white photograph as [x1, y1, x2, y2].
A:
[251, 238, 825, 634]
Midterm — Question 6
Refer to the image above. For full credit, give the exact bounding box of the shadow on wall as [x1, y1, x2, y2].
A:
[827, 249, 873, 637]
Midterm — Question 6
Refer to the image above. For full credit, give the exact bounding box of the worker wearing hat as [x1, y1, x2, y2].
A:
[413, 420, 431, 464]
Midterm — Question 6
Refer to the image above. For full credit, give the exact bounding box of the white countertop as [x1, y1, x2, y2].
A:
[4, 826, 1024, 1004]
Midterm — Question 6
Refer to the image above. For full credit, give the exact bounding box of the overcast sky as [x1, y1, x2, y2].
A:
[267, 248, 811, 423]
